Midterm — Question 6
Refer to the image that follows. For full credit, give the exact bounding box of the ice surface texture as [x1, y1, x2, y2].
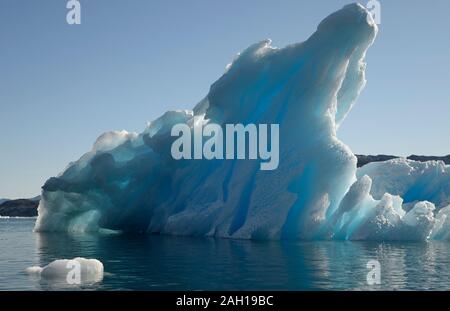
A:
[35, 4, 450, 240]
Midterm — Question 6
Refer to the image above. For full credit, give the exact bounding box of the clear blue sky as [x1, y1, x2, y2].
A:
[1, 0, 449, 198]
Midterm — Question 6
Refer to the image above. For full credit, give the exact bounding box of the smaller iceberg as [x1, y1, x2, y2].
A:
[357, 158, 450, 209]
[329, 158, 450, 241]
[26, 258, 104, 286]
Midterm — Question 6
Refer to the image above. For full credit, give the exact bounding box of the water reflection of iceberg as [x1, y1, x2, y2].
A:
[34, 233, 450, 290]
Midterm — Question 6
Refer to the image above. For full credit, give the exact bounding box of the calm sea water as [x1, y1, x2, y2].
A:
[1, 217, 450, 291]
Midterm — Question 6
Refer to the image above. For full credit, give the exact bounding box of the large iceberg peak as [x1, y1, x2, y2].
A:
[319, 3, 378, 31]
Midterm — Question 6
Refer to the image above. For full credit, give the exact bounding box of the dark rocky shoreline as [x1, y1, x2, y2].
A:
[356, 154, 450, 168]
[0, 199, 39, 217]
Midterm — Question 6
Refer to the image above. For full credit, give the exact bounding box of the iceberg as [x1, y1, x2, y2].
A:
[357, 158, 450, 209]
[35, 3, 450, 241]
[26, 258, 104, 285]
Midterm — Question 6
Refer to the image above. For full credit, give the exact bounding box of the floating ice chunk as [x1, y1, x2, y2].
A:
[26, 258, 104, 285]
[26, 266, 44, 275]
